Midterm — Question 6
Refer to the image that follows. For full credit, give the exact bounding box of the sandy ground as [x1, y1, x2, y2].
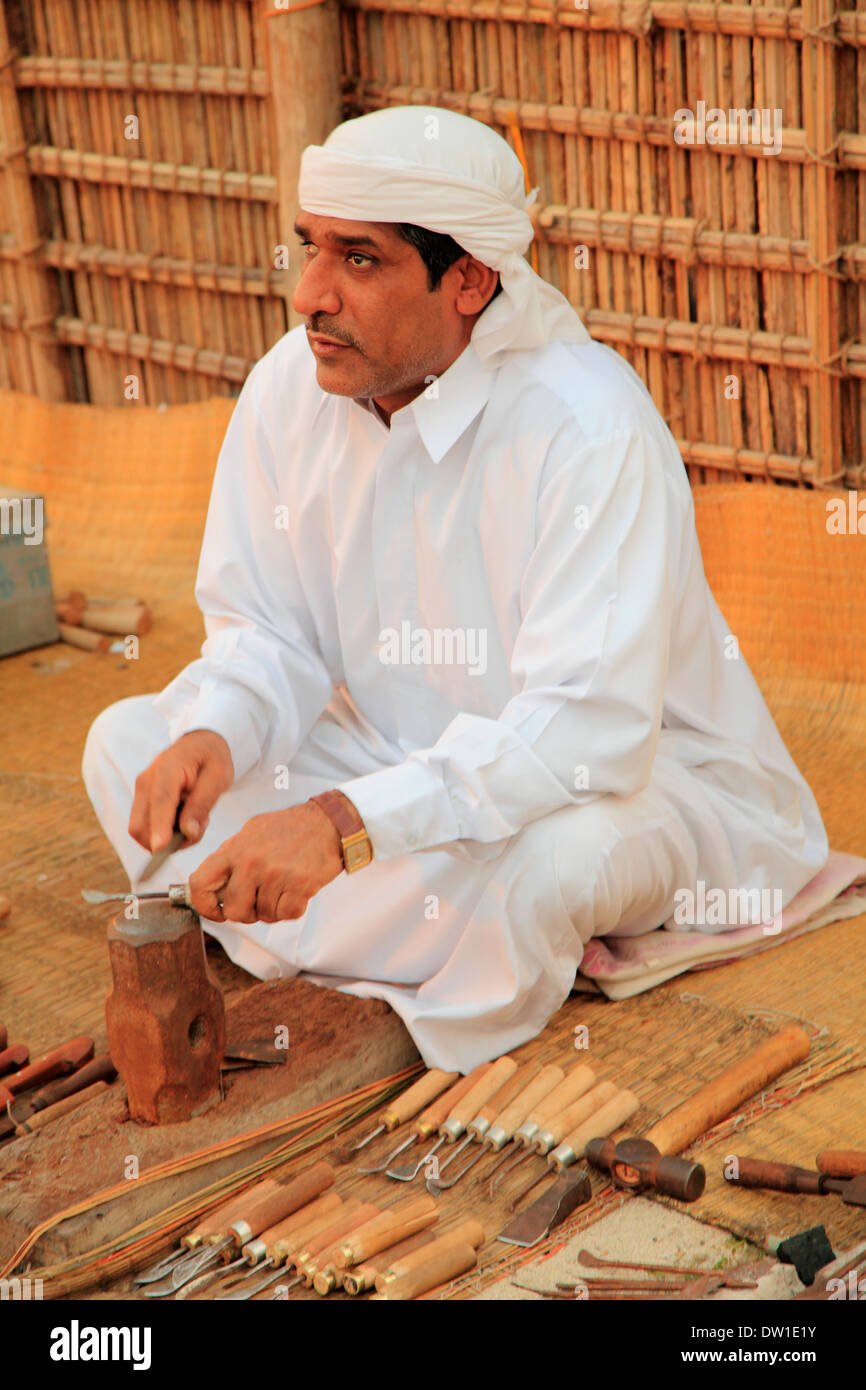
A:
[477, 1198, 805, 1300]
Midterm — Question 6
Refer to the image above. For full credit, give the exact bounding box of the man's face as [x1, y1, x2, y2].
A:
[291, 213, 491, 416]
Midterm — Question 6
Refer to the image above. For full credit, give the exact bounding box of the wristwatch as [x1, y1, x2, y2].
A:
[310, 790, 374, 873]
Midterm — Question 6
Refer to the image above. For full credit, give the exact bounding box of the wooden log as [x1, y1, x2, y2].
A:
[56, 622, 110, 652]
[79, 601, 152, 636]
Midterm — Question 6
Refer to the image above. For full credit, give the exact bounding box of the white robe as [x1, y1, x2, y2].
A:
[82, 327, 829, 1070]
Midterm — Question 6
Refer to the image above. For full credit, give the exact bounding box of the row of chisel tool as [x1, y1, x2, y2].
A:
[347, 1054, 639, 1209]
[134, 1160, 483, 1299]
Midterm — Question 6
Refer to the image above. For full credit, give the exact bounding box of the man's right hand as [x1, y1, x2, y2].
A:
[128, 729, 235, 854]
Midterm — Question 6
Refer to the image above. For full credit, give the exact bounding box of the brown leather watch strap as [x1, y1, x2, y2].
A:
[310, 790, 365, 839]
[309, 791, 373, 872]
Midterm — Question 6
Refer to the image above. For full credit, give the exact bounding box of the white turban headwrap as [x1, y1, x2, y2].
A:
[297, 106, 591, 367]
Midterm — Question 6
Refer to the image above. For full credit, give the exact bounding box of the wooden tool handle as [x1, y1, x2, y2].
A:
[292, 1198, 366, 1263]
[239, 1160, 335, 1236]
[374, 1241, 477, 1300]
[30, 1054, 117, 1111]
[442, 1056, 518, 1133]
[558, 1089, 641, 1165]
[644, 1026, 811, 1156]
[816, 1150, 866, 1178]
[298, 1203, 381, 1277]
[726, 1157, 825, 1195]
[481, 1064, 564, 1139]
[535, 1080, 619, 1151]
[341, 1232, 433, 1296]
[252, 1192, 343, 1254]
[270, 1196, 346, 1261]
[0, 1025, 6, 1051]
[6, 1035, 94, 1095]
[377, 1219, 485, 1286]
[80, 601, 152, 636]
[415, 1063, 491, 1138]
[58, 621, 110, 651]
[529, 1063, 597, 1126]
[0, 1045, 29, 1077]
[471, 1062, 540, 1129]
[184, 1181, 280, 1246]
[14, 1081, 108, 1134]
[382, 1069, 459, 1129]
[336, 1196, 438, 1268]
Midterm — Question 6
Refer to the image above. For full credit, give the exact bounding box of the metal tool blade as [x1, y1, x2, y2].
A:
[825, 1174, 866, 1207]
[216, 1265, 290, 1301]
[497, 1168, 592, 1247]
[222, 1039, 287, 1067]
[133, 1247, 192, 1285]
[82, 883, 191, 908]
[142, 1238, 228, 1296]
[175, 1254, 250, 1300]
[138, 829, 187, 883]
[83, 889, 166, 905]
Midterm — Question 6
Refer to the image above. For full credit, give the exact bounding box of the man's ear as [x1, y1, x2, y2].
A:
[453, 256, 499, 316]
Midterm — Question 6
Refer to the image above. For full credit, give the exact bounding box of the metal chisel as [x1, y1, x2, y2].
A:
[81, 884, 191, 907]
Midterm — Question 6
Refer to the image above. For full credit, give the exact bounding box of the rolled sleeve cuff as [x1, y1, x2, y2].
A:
[152, 679, 266, 782]
[337, 759, 462, 861]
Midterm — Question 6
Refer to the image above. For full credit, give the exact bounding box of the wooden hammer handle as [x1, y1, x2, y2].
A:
[816, 1150, 866, 1178]
[31, 1054, 117, 1111]
[14, 1081, 109, 1134]
[382, 1069, 459, 1129]
[3, 1035, 94, 1096]
[643, 1026, 811, 1156]
[0, 1045, 29, 1077]
[726, 1157, 825, 1195]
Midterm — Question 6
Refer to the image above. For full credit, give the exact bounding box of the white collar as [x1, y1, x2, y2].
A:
[319, 338, 496, 465]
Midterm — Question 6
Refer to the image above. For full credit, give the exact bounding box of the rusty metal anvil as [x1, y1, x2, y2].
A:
[104, 900, 225, 1125]
[585, 1135, 706, 1201]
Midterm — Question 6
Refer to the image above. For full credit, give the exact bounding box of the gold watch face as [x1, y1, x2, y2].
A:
[343, 838, 373, 872]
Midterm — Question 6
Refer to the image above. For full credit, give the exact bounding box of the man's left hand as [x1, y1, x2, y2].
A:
[188, 803, 344, 924]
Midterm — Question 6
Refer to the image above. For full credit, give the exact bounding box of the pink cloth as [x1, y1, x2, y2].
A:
[575, 851, 866, 1000]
